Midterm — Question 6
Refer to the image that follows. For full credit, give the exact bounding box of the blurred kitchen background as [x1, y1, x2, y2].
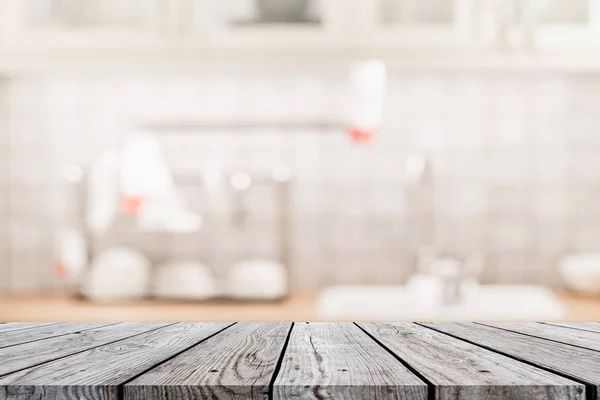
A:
[1, 0, 600, 321]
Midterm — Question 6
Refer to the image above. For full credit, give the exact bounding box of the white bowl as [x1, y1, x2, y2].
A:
[152, 261, 218, 300]
[82, 247, 151, 302]
[559, 254, 600, 296]
[226, 259, 287, 300]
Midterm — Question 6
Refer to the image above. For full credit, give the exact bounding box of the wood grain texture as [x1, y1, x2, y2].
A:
[482, 322, 600, 352]
[0, 322, 599, 400]
[544, 323, 600, 334]
[422, 323, 600, 398]
[125, 322, 292, 400]
[0, 322, 116, 349]
[0, 323, 60, 334]
[273, 322, 427, 400]
[0, 323, 170, 377]
[359, 323, 583, 400]
[0, 323, 231, 400]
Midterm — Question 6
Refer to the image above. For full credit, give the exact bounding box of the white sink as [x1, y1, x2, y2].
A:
[317, 284, 566, 321]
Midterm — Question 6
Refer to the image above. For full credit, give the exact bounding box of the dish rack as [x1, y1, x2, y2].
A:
[61, 165, 292, 302]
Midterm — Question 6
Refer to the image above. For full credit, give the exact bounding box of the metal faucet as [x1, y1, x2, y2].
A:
[418, 248, 484, 306]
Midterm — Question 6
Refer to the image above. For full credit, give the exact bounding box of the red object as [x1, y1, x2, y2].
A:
[53, 261, 67, 277]
[120, 195, 144, 215]
[347, 127, 374, 143]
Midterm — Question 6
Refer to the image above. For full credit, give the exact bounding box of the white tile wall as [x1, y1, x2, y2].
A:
[0, 79, 10, 293]
[1, 72, 600, 292]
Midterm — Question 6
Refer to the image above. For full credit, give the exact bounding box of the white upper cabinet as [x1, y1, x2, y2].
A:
[472, 0, 600, 51]
[355, 0, 600, 51]
[0, 0, 170, 49]
[535, 0, 600, 47]
[0, 0, 348, 50]
[355, 0, 474, 48]
[0, 0, 599, 62]
[185, 0, 348, 48]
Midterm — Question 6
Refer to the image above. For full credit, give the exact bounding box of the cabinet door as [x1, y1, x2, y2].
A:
[0, 0, 168, 49]
[357, 0, 473, 47]
[535, 0, 600, 47]
[189, 0, 347, 48]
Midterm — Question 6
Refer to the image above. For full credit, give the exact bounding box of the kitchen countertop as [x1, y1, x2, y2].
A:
[0, 322, 599, 399]
[0, 291, 599, 322]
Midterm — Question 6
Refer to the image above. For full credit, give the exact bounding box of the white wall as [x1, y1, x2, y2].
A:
[1, 72, 600, 293]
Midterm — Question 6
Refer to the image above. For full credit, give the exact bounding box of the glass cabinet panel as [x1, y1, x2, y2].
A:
[22, 0, 157, 30]
[194, 0, 342, 48]
[362, 0, 471, 48]
[380, 0, 455, 26]
[217, 0, 324, 27]
[539, 0, 589, 23]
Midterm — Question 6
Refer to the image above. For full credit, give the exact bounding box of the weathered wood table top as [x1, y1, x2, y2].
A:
[0, 322, 599, 399]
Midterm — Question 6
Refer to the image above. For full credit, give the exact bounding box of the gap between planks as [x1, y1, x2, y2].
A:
[417, 323, 597, 400]
[476, 322, 600, 354]
[0, 323, 175, 379]
[0, 322, 62, 334]
[361, 323, 583, 400]
[0, 322, 120, 349]
[542, 322, 600, 334]
[0, 323, 234, 400]
[125, 323, 294, 399]
[114, 323, 238, 400]
[124, 322, 585, 400]
[354, 322, 437, 400]
[2, 323, 596, 400]
[267, 322, 295, 400]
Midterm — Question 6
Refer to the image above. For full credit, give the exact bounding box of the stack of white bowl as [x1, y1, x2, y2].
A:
[82, 247, 287, 301]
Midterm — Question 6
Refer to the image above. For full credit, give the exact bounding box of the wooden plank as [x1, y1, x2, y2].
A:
[0, 322, 117, 349]
[544, 323, 600, 334]
[273, 322, 427, 400]
[0, 323, 232, 400]
[0, 323, 61, 334]
[481, 322, 600, 352]
[0, 322, 170, 377]
[359, 323, 584, 400]
[125, 322, 292, 400]
[422, 323, 600, 398]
